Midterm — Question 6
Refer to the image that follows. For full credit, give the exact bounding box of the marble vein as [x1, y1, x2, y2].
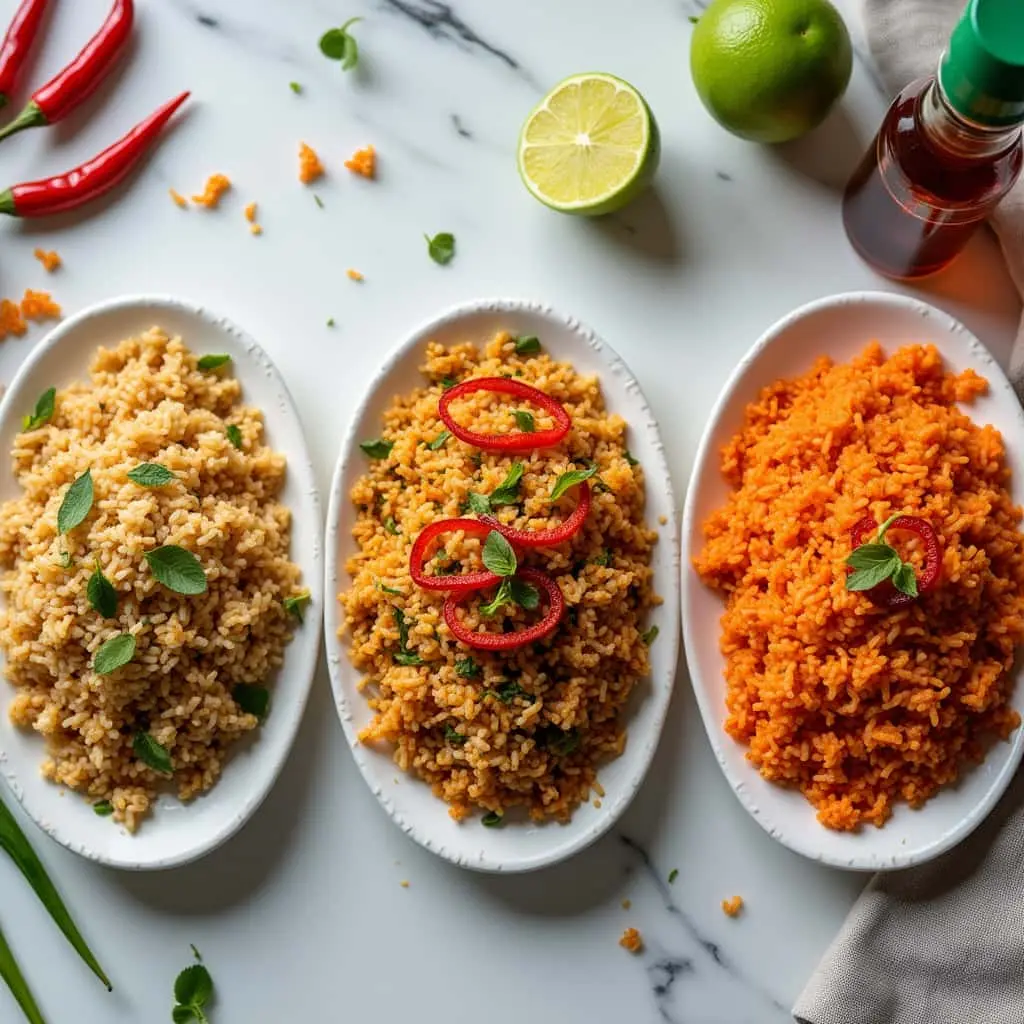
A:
[165, 0, 306, 65]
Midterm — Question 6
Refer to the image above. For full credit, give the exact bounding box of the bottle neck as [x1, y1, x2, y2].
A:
[920, 76, 1022, 160]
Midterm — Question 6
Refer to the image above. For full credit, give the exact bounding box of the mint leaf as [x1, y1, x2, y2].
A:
[847, 559, 900, 592]
[226, 424, 243, 450]
[57, 470, 93, 534]
[482, 531, 516, 577]
[480, 578, 513, 616]
[482, 811, 503, 827]
[93, 800, 113, 817]
[93, 633, 135, 675]
[641, 625, 659, 645]
[444, 724, 468, 746]
[86, 564, 118, 618]
[875, 512, 903, 543]
[174, 964, 212, 1007]
[22, 387, 55, 430]
[514, 336, 540, 355]
[375, 579, 402, 596]
[549, 465, 597, 502]
[513, 410, 535, 433]
[494, 680, 527, 704]
[360, 438, 393, 459]
[233, 683, 270, 721]
[489, 461, 524, 507]
[892, 562, 919, 597]
[145, 546, 207, 595]
[510, 577, 539, 610]
[196, 354, 231, 371]
[132, 731, 172, 775]
[455, 657, 480, 678]
[624, 450, 639, 467]
[427, 431, 450, 450]
[283, 590, 312, 621]
[425, 232, 455, 265]
[393, 606, 423, 665]
[320, 17, 361, 70]
[383, 516, 400, 536]
[172, 1007, 197, 1023]
[127, 463, 175, 487]
[289, 81, 302, 94]
[845, 543, 899, 570]
[464, 492, 491, 516]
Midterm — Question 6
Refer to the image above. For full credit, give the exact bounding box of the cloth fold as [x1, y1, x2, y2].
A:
[793, 3, 1024, 1022]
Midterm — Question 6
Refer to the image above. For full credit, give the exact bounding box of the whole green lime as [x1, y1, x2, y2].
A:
[690, 0, 853, 143]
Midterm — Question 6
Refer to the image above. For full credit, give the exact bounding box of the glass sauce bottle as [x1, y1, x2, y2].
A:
[842, 0, 1024, 281]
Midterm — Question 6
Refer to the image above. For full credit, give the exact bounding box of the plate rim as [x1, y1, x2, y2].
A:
[0, 292, 324, 870]
[323, 295, 681, 873]
[681, 288, 1024, 871]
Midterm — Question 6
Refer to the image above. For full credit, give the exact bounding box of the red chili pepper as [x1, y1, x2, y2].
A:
[409, 517, 504, 593]
[849, 514, 941, 608]
[0, 0, 49, 108]
[482, 482, 591, 548]
[438, 377, 571, 452]
[0, 91, 189, 217]
[0, 0, 133, 143]
[443, 568, 565, 650]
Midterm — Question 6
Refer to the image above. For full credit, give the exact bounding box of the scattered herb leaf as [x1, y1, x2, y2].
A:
[482, 531, 517, 577]
[197, 354, 231, 371]
[494, 680, 527, 703]
[489, 461, 524, 507]
[464, 492, 491, 516]
[425, 232, 455, 265]
[190, 945, 202, 963]
[57, 550, 72, 569]
[549, 465, 597, 502]
[641, 625, 659, 645]
[624, 450, 639, 466]
[289, 80, 303, 94]
[360, 438, 393, 459]
[455, 657, 480, 679]
[509, 577, 539, 610]
[93, 633, 135, 675]
[87, 564, 118, 618]
[427, 431, 450, 450]
[592, 549, 613, 568]
[22, 387, 55, 431]
[440, 376, 459, 390]
[383, 516, 400, 536]
[444, 723, 468, 746]
[92, 801, 113, 817]
[233, 683, 270, 721]
[668, 868, 679, 884]
[326, 317, 335, 327]
[128, 463, 175, 487]
[320, 17, 362, 71]
[480, 578, 513, 617]
[145, 546, 207, 596]
[513, 410, 535, 433]
[226, 424, 243, 449]
[57, 470, 93, 534]
[173, 961, 214, 1024]
[132, 731, 172, 775]
[376, 579, 403, 596]
[393, 607, 424, 666]
[481, 811, 503, 827]
[314, 194, 325, 209]
[283, 590, 312, 622]
[540, 726, 580, 756]
[514, 335, 540, 355]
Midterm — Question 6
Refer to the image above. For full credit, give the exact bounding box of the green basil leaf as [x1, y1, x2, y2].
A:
[226, 424, 243, 450]
[127, 463, 175, 487]
[132, 731, 172, 775]
[514, 336, 540, 355]
[93, 800, 114, 817]
[845, 543, 899, 570]
[481, 811, 503, 827]
[482, 531, 517, 577]
[360, 438, 393, 459]
[283, 590, 312, 622]
[510, 578, 539, 610]
[233, 684, 270, 721]
[196, 354, 231, 371]
[425, 232, 455, 265]
[641, 625, 659, 645]
[455, 657, 480, 679]
[513, 410, 535, 433]
[427, 431, 450, 450]
[464, 492, 491, 516]
[145, 546, 207, 595]
[57, 470, 93, 534]
[93, 633, 135, 675]
[892, 562, 919, 597]
[22, 387, 55, 431]
[86, 565, 118, 618]
[549, 465, 597, 502]
[174, 963, 213, 1007]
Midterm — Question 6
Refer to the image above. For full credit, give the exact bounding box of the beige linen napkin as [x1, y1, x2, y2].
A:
[793, 4, 1024, 1023]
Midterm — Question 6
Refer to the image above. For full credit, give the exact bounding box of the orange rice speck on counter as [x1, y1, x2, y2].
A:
[191, 174, 231, 208]
[344, 144, 376, 178]
[244, 202, 257, 223]
[299, 143, 324, 184]
[346, 269, 364, 281]
[33, 249, 61, 272]
[0, 299, 26, 339]
[722, 895, 744, 917]
[619, 927, 643, 953]
[20, 290, 60, 322]
[250, 224, 263, 236]
[695, 343, 1024, 831]
[169, 188, 188, 208]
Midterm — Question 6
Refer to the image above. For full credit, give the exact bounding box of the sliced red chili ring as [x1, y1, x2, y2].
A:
[849, 514, 941, 608]
[481, 482, 591, 548]
[438, 377, 571, 452]
[443, 567, 565, 650]
[409, 517, 504, 593]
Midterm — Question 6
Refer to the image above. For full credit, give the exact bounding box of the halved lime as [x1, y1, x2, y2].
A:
[517, 72, 660, 216]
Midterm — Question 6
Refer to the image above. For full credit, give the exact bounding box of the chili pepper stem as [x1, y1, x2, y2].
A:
[0, 923, 45, 1024]
[0, 99, 44, 143]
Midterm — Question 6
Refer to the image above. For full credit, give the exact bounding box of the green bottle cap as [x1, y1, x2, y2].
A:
[939, 0, 1024, 128]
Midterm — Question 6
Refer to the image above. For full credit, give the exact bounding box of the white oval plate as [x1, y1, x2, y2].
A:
[325, 298, 679, 873]
[0, 296, 323, 870]
[682, 290, 1024, 871]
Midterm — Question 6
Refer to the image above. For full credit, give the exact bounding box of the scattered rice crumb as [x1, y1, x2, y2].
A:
[299, 143, 324, 184]
[0, 299, 26, 340]
[191, 174, 231, 208]
[593, 798, 602, 808]
[721, 895, 744, 917]
[169, 188, 188, 209]
[20, 289, 61, 323]
[346, 269, 364, 282]
[33, 249, 61, 272]
[658, 515, 667, 526]
[621, 899, 631, 910]
[619, 927, 643, 953]
[344, 144, 376, 178]
[244, 202, 257, 223]
[400, 880, 409, 888]
[250, 224, 263, 236]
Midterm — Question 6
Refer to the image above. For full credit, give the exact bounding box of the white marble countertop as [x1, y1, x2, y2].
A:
[0, 1, 1018, 1022]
